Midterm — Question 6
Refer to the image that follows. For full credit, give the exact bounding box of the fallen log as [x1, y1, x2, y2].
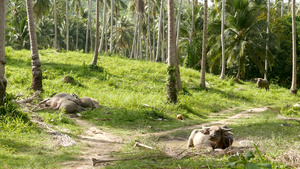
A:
[278, 115, 300, 124]
[134, 140, 153, 150]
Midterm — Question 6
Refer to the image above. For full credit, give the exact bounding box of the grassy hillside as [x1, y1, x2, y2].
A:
[1, 48, 300, 168]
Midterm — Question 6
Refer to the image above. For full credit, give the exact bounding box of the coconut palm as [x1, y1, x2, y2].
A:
[92, 0, 100, 66]
[290, 0, 297, 94]
[53, 0, 57, 49]
[26, 0, 43, 91]
[85, 0, 91, 53]
[66, 0, 69, 51]
[167, 0, 177, 103]
[0, 0, 7, 105]
[210, 0, 272, 81]
[220, 0, 226, 80]
[156, 0, 164, 62]
[200, 0, 207, 88]
[99, 0, 108, 53]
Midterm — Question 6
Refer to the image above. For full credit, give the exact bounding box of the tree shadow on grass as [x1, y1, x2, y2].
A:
[79, 106, 207, 133]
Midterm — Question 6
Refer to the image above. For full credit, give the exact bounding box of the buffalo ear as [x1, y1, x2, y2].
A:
[199, 127, 210, 134]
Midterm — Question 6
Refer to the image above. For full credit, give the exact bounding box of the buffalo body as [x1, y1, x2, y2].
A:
[187, 125, 233, 150]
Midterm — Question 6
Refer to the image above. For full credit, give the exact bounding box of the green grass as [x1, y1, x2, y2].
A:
[2, 47, 300, 168]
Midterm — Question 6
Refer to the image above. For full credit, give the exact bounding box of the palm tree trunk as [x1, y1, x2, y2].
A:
[281, 0, 284, 17]
[152, 17, 156, 61]
[130, 15, 137, 59]
[85, 0, 91, 53]
[290, 0, 297, 94]
[76, 4, 79, 51]
[200, 0, 207, 88]
[161, 8, 165, 62]
[92, 0, 100, 65]
[99, 0, 107, 53]
[90, 9, 93, 52]
[235, 57, 241, 81]
[54, 0, 57, 50]
[110, 0, 113, 53]
[156, 0, 164, 62]
[138, 14, 143, 59]
[189, 0, 194, 46]
[265, 0, 270, 80]
[176, 0, 183, 50]
[66, 0, 69, 51]
[147, 0, 152, 61]
[220, 0, 226, 80]
[0, 0, 7, 105]
[167, 0, 177, 103]
[26, 0, 43, 91]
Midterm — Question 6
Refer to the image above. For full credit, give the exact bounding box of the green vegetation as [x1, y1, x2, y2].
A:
[1, 48, 300, 168]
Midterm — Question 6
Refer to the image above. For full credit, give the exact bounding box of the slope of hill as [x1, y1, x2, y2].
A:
[1, 48, 299, 168]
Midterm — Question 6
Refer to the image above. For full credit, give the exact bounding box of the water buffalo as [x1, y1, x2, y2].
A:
[257, 78, 269, 91]
[79, 97, 100, 108]
[187, 125, 233, 150]
[45, 93, 84, 113]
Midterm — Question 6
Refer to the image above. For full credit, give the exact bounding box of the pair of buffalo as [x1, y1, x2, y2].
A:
[187, 125, 234, 150]
[45, 92, 99, 113]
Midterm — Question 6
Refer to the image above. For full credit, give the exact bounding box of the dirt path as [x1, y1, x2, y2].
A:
[62, 118, 124, 169]
[62, 106, 269, 168]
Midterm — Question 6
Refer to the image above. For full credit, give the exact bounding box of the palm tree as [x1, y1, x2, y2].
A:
[167, 0, 177, 103]
[219, 0, 270, 81]
[110, 0, 114, 53]
[85, 0, 91, 53]
[290, 0, 297, 94]
[136, 0, 145, 59]
[70, 0, 81, 51]
[156, 0, 164, 62]
[281, 0, 283, 17]
[264, 0, 270, 80]
[26, 0, 43, 91]
[175, 0, 183, 51]
[200, 0, 207, 88]
[53, 0, 57, 50]
[92, 0, 100, 66]
[189, 0, 194, 47]
[0, 0, 7, 105]
[220, 0, 226, 80]
[99, 0, 107, 53]
[66, 0, 69, 51]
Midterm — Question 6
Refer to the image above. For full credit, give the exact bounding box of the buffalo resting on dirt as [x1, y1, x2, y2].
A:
[44, 92, 100, 113]
[187, 125, 233, 151]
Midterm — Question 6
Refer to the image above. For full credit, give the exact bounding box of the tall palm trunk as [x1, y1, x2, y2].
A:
[0, 0, 7, 105]
[167, 0, 177, 103]
[76, 3, 79, 51]
[110, 0, 113, 53]
[99, 0, 107, 53]
[92, 0, 100, 66]
[200, 0, 207, 88]
[54, 0, 57, 49]
[265, 0, 270, 79]
[85, 0, 91, 53]
[290, 0, 297, 94]
[220, 0, 226, 80]
[189, 0, 194, 46]
[176, 0, 183, 50]
[146, 0, 152, 61]
[130, 15, 137, 59]
[26, 0, 43, 91]
[156, 0, 164, 62]
[161, 8, 165, 62]
[281, 0, 284, 17]
[90, 9, 93, 52]
[66, 0, 69, 51]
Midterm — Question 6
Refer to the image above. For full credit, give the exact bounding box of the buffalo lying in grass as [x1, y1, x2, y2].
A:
[45, 93, 99, 113]
[187, 125, 233, 151]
